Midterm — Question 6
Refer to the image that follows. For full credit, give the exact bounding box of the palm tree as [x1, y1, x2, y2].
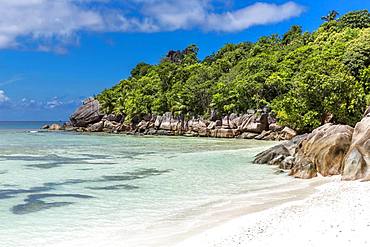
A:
[321, 10, 339, 22]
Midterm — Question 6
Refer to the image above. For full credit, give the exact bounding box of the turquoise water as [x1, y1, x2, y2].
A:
[0, 122, 293, 246]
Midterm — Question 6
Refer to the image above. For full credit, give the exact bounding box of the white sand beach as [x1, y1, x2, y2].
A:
[176, 176, 370, 247]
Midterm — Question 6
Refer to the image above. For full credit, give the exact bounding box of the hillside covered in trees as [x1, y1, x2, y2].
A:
[96, 10, 370, 133]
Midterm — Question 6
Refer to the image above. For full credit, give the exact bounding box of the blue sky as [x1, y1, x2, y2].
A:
[0, 0, 369, 121]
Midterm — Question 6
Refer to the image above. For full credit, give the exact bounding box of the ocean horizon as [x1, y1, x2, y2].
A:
[0, 121, 65, 130]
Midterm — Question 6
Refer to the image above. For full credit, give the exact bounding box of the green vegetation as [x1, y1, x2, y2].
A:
[97, 10, 370, 133]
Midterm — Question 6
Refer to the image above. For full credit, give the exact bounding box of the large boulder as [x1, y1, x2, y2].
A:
[188, 119, 207, 132]
[279, 127, 297, 140]
[87, 121, 104, 132]
[239, 113, 268, 134]
[159, 112, 172, 130]
[136, 120, 149, 132]
[269, 123, 284, 132]
[237, 114, 252, 127]
[154, 115, 163, 128]
[70, 98, 103, 127]
[290, 124, 353, 179]
[221, 116, 230, 129]
[342, 117, 370, 181]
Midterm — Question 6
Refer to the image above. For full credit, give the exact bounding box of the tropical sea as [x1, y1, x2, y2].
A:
[0, 121, 299, 246]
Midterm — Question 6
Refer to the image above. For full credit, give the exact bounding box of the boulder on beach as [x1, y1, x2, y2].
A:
[342, 116, 370, 181]
[290, 124, 353, 179]
[254, 108, 370, 181]
[70, 98, 103, 127]
[254, 134, 306, 167]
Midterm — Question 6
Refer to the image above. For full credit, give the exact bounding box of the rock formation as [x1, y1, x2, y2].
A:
[70, 98, 103, 127]
[63, 98, 298, 141]
[290, 124, 353, 179]
[255, 107, 370, 181]
[254, 134, 307, 170]
[342, 116, 370, 181]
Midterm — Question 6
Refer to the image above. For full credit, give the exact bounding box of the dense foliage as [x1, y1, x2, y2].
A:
[97, 10, 370, 133]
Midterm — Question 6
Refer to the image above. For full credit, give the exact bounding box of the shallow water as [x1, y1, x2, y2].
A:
[0, 123, 294, 246]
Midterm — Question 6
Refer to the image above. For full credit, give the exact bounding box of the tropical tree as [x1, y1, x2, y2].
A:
[321, 10, 339, 22]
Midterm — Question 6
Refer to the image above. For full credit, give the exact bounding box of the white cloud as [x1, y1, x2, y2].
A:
[0, 0, 103, 49]
[0, 90, 10, 103]
[205, 2, 305, 32]
[0, 0, 305, 50]
[138, 1, 304, 32]
[12, 96, 82, 110]
[46, 97, 63, 109]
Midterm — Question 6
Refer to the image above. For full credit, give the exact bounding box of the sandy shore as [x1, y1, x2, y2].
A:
[175, 176, 370, 247]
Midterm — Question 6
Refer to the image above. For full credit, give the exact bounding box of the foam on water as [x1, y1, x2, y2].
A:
[0, 126, 294, 246]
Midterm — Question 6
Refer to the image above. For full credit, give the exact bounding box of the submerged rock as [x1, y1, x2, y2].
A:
[342, 117, 370, 181]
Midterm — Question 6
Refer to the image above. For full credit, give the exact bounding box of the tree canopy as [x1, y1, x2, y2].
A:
[97, 10, 370, 133]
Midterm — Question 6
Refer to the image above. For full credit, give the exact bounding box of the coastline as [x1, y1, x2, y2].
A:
[175, 176, 370, 247]
[45, 174, 330, 247]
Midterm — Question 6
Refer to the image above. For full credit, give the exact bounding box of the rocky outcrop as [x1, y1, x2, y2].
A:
[254, 113, 370, 181]
[342, 117, 370, 181]
[254, 134, 307, 170]
[70, 109, 297, 140]
[70, 98, 103, 127]
[65, 98, 299, 140]
[290, 124, 353, 179]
